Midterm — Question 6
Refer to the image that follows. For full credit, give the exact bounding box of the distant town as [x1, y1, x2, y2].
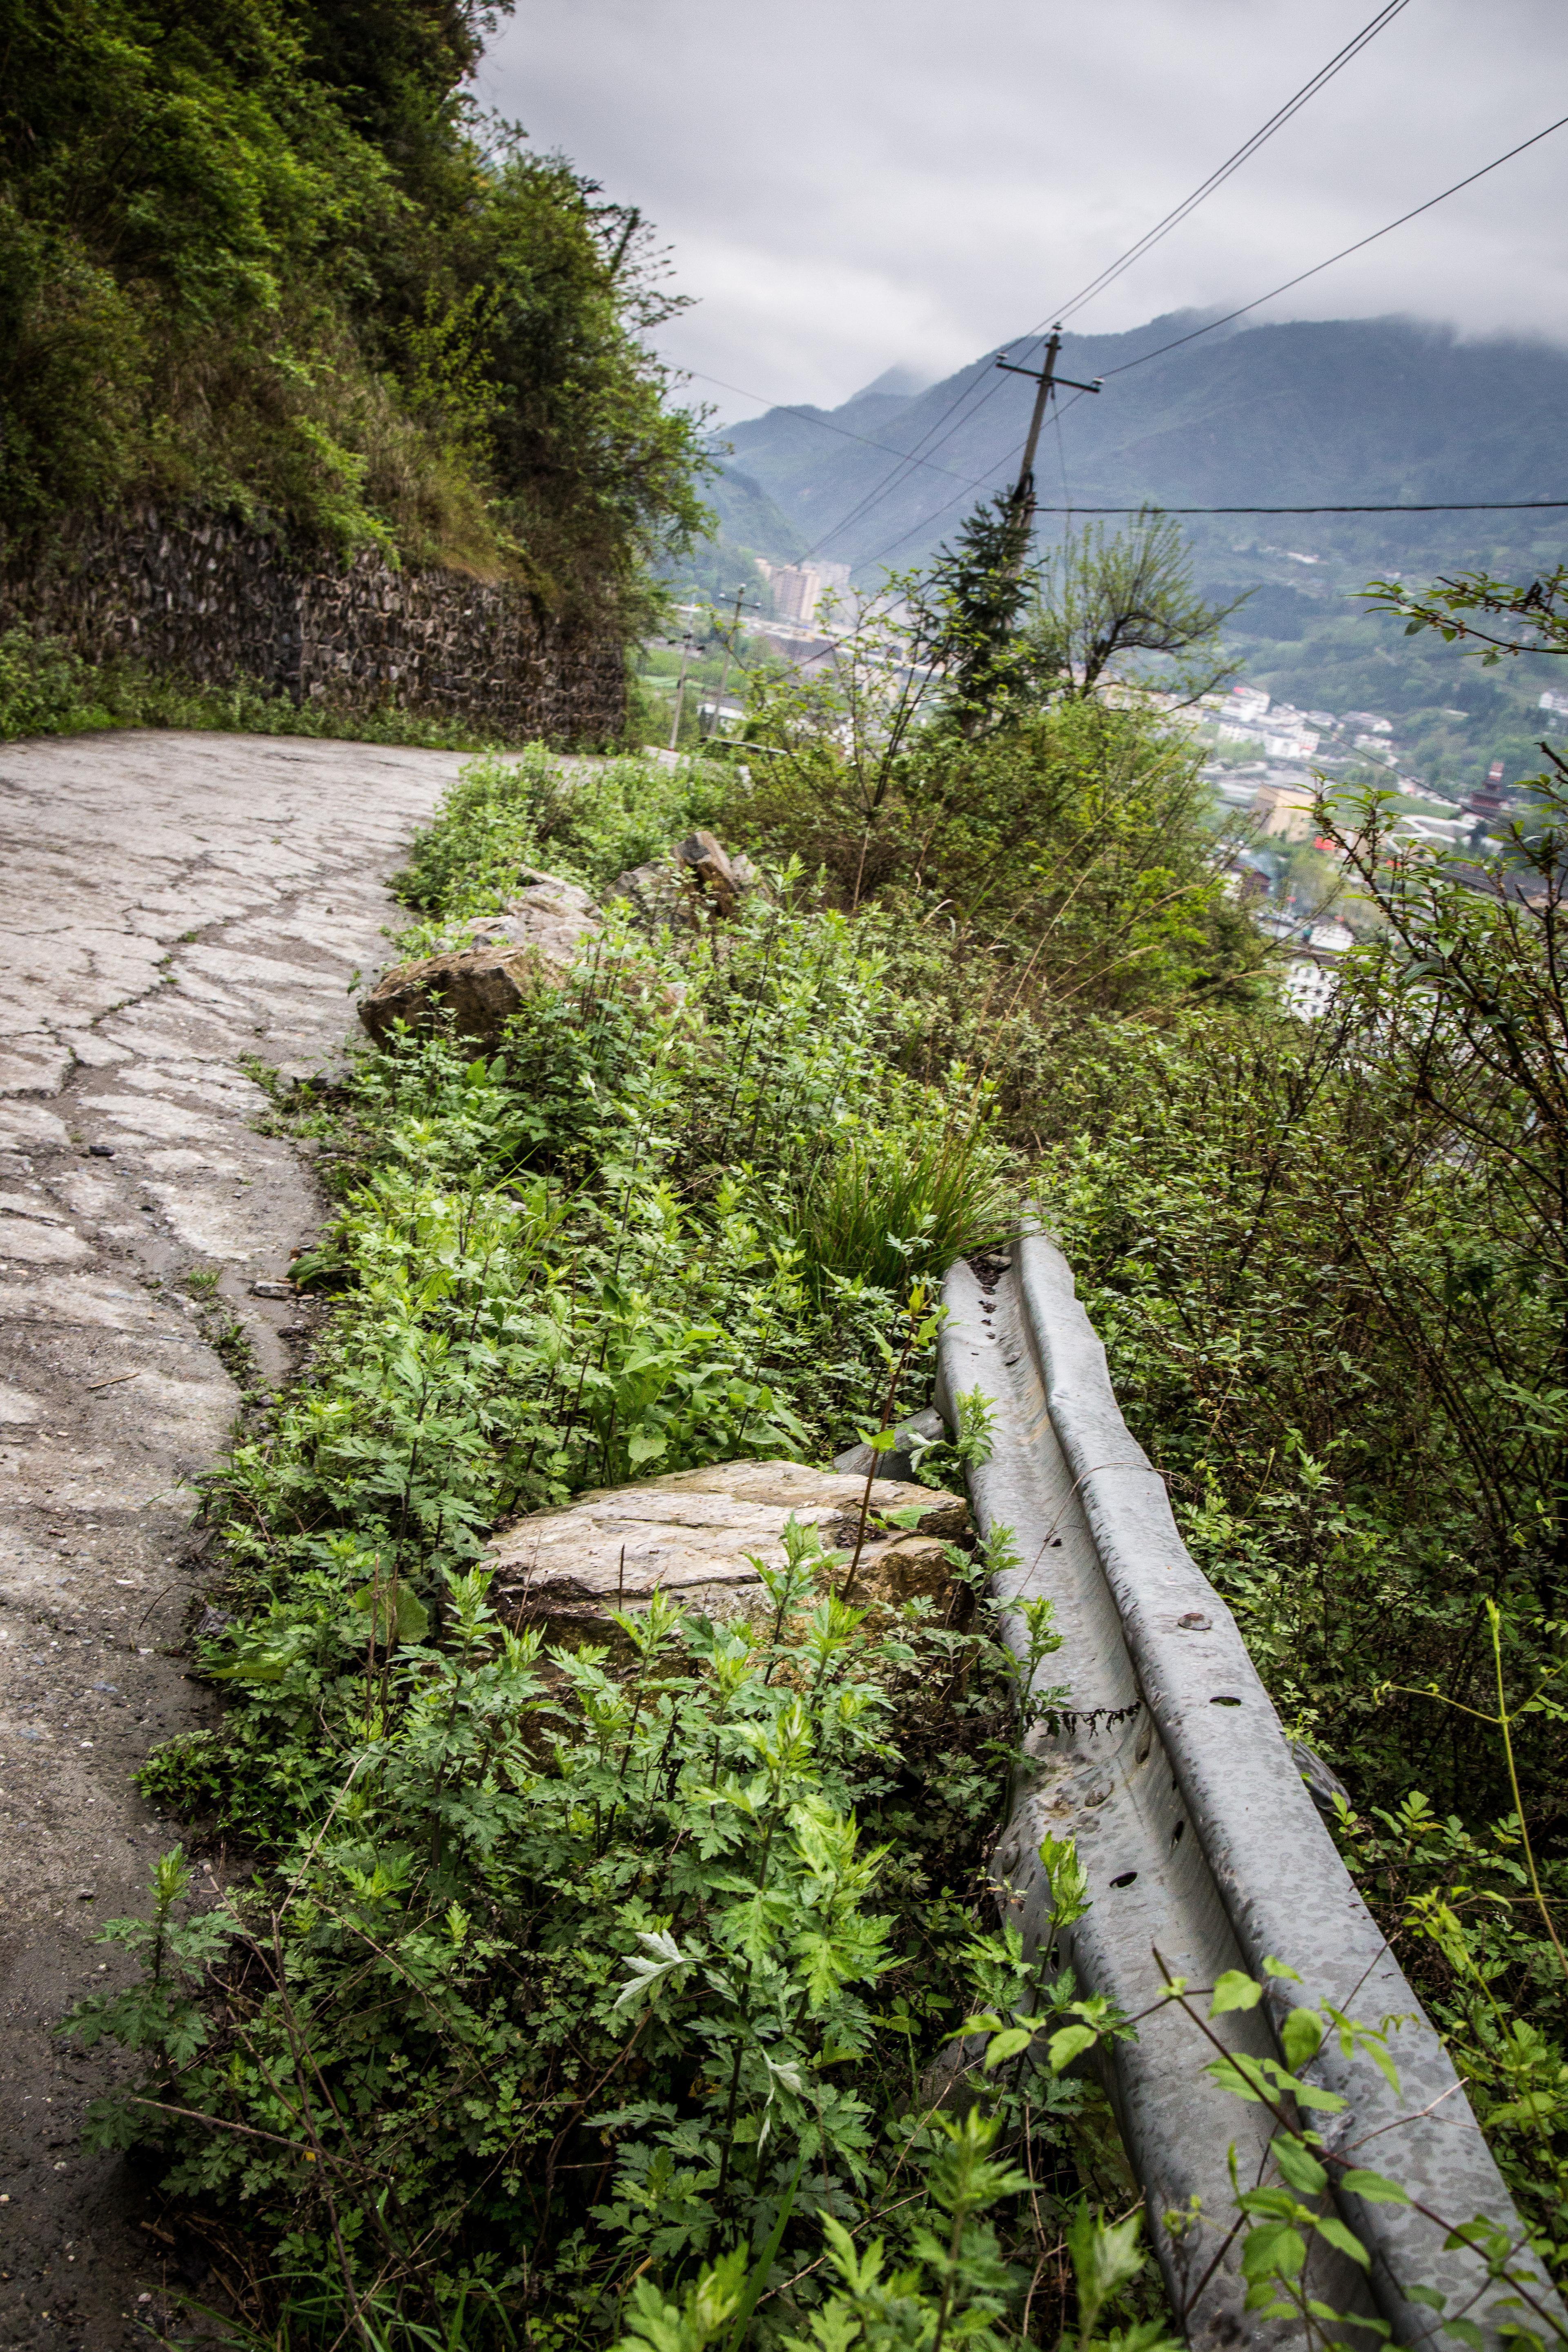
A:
[651, 570, 1559, 1030]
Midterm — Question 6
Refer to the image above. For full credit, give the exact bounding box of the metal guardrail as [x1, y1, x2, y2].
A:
[937, 1232, 1564, 2352]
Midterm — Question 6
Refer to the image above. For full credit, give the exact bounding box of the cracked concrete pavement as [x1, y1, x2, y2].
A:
[0, 729, 465, 2347]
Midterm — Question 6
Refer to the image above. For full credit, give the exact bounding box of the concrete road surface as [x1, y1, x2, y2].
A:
[0, 730, 463, 2348]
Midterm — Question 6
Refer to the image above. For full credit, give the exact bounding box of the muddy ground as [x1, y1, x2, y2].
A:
[0, 731, 463, 2348]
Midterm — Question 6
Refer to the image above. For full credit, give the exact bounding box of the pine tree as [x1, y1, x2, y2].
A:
[917, 494, 1039, 731]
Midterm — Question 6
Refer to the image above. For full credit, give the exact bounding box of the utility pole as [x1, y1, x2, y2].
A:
[668, 628, 695, 752]
[704, 584, 755, 740]
[995, 325, 1102, 542]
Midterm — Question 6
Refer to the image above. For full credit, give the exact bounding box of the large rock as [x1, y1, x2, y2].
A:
[677, 829, 749, 915]
[611, 831, 758, 929]
[484, 1457, 969, 1646]
[479, 873, 600, 963]
[608, 857, 686, 929]
[358, 871, 600, 1048]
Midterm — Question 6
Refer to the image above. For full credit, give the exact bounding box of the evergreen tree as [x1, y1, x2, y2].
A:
[915, 493, 1042, 731]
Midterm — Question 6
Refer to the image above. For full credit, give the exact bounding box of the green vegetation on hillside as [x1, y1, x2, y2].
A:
[75, 755, 1139, 2345]
[1216, 576, 1568, 794]
[0, 0, 709, 619]
[0, 622, 505, 746]
[71, 531, 1568, 2343]
[713, 532, 1568, 2251]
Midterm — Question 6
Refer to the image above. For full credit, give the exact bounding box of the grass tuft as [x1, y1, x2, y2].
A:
[799, 1116, 1017, 1293]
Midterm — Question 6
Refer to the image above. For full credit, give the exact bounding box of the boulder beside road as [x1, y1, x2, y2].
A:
[358, 871, 599, 1048]
[484, 1457, 969, 1645]
[612, 829, 759, 929]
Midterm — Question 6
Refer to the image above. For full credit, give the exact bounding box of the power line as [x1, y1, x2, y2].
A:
[689, 368, 987, 492]
[842, 107, 1568, 574]
[788, 0, 1414, 561]
[684, 102, 1568, 585]
[1099, 108, 1568, 383]
[1049, 0, 1412, 328]
[1025, 499, 1568, 514]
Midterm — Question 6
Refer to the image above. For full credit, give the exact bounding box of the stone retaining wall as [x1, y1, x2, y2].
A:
[0, 508, 626, 742]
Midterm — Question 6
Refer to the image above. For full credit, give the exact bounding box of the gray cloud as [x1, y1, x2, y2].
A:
[477, 0, 1568, 419]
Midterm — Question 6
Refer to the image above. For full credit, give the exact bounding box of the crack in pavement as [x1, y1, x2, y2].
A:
[0, 728, 463, 2347]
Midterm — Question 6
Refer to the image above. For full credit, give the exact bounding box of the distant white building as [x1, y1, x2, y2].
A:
[1398, 812, 1469, 847]
[758, 559, 852, 625]
[1283, 958, 1339, 1020]
[1261, 726, 1320, 760]
[1226, 684, 1271, 725]
[1540, 689, 1568, 720]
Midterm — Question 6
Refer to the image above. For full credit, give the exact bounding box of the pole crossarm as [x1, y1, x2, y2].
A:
[991, 328, 1107, 532]
[995, 356, 1103, 396]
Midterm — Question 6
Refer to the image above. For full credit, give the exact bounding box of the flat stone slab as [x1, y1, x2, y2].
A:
[485, 1457, 969, 1643]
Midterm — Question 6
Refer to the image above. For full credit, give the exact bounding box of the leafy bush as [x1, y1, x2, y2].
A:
[69, 742, 1121, 2345]
[98, 1541, 1067, 2338]
[720, 639, 1264, 1016]
[396, 745, 731, 910]
[1032, 822, 1568, 2247]
[2, 1, 708, 612]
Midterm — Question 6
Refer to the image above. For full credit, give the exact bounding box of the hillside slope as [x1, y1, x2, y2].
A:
[713, 313, 1568, 788]
[0, 0, 707, 624]
[724, 313, 1568, 584]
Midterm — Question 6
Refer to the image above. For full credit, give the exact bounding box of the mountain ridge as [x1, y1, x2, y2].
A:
[718, 312, 1568, 583]
[674, 312, 1568, 796]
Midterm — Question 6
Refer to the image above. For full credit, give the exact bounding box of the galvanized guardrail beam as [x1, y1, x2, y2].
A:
[938, 1232, 1563, 2352]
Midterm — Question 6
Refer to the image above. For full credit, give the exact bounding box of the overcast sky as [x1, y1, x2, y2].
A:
[477, 0, 1568, 423]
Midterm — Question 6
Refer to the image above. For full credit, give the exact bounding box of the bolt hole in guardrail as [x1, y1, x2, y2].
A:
[938, 1229, 1566, 2352]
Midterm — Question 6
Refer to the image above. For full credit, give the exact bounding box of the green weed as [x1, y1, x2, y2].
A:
[797, 1115, 1016, 1296]
[0, 629, 512, 751]
[395, 744, 731, 911]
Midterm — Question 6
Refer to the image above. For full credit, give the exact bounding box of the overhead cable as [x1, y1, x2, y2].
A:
[1098, 107, 1568, 381]
[688, 368, 984, 493]
[842, 107, 1568, 572]
[1047, 0, 1413, 327]
[788, 0, 1415, 558]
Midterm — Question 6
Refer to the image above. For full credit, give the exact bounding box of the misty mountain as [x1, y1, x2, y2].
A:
[718, 312, 1568, 588]
[685, 312, 1568, 792]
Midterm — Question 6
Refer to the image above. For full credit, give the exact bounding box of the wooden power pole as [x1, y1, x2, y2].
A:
[668, 628, 695, 751]
[995, 325, 1102, 541]
[704, 584, 755, 739]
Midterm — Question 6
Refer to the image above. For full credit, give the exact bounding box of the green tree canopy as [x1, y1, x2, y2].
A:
[1028, 509, 1240, 702]
[0, 0, 710, 619]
